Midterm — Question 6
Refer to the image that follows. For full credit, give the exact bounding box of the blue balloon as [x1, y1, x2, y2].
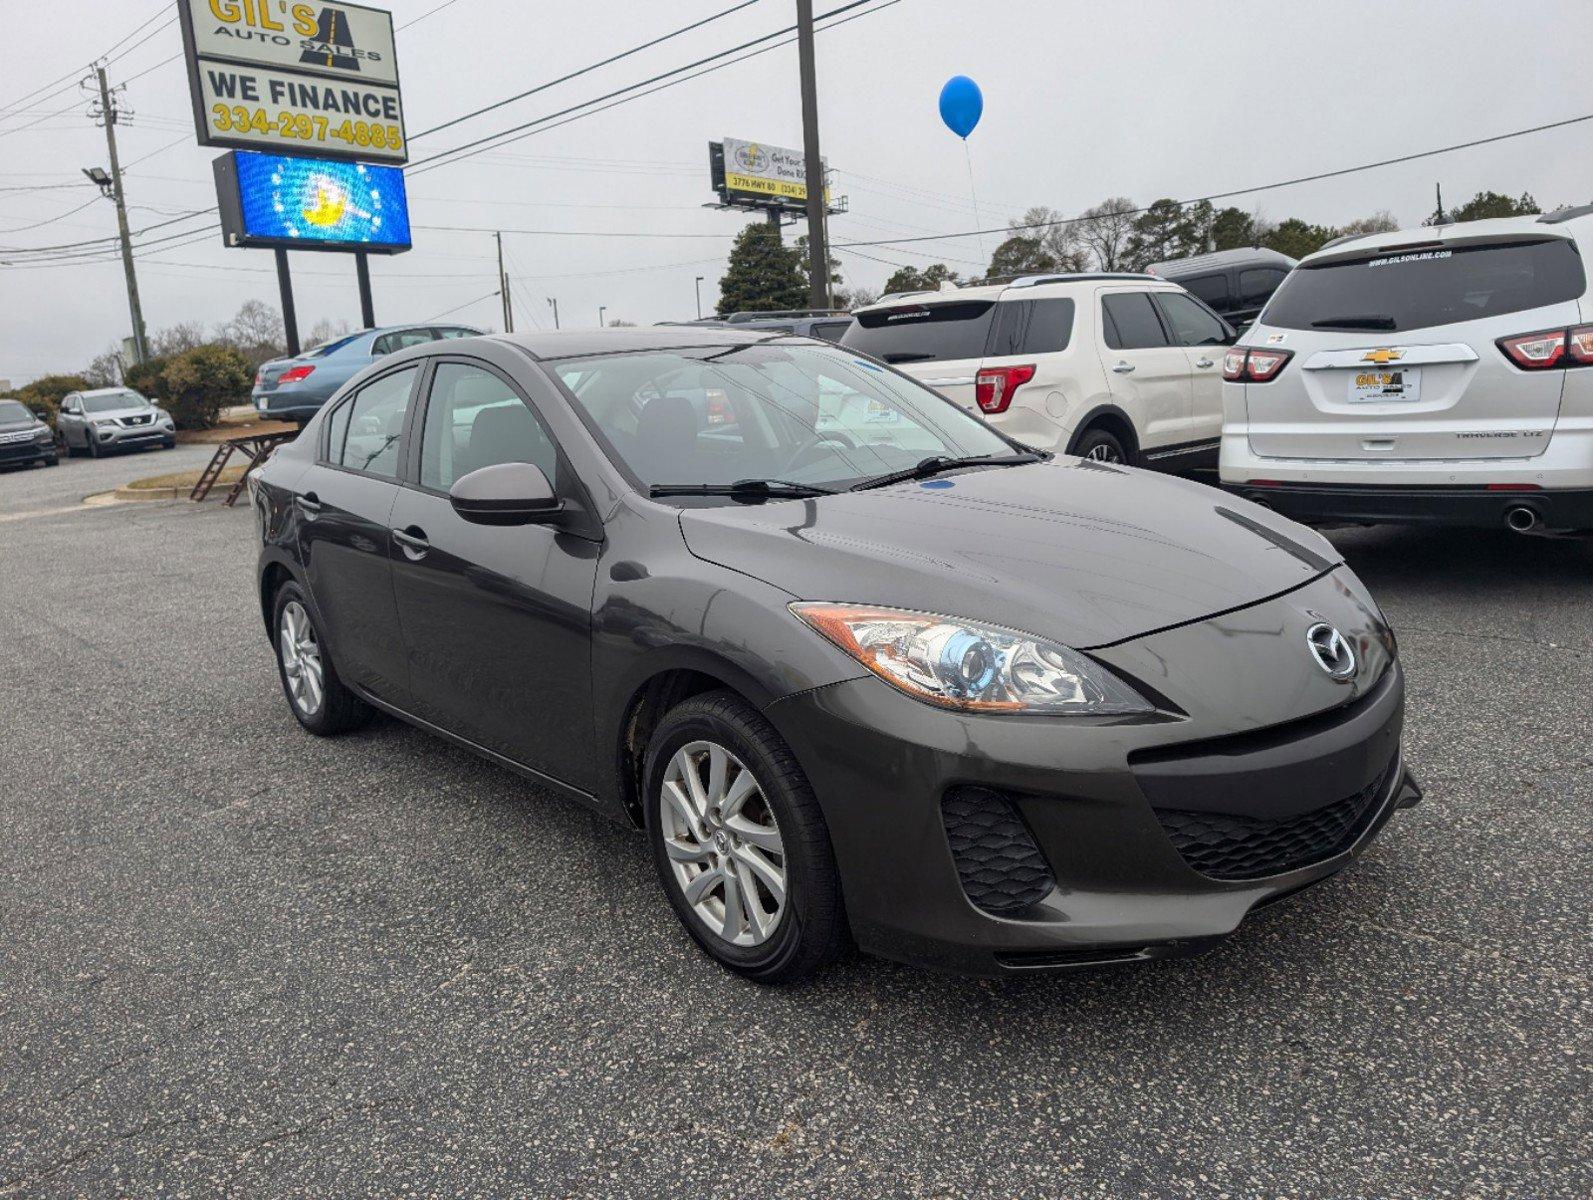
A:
[938, 75, 983, 139]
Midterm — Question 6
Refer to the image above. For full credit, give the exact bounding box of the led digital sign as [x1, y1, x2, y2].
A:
[214, 150, 411, 254]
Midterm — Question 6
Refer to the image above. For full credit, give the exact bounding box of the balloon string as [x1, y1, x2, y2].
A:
[963, 139, 986, 276]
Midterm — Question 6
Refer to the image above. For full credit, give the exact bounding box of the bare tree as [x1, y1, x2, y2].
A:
[1075, 198, 1138, 271]
[150, 321, 207, 356]
[303, 316, 353, 349]
[83, 347, 124, 387]
[1338, 210, 1400, 236]
[216, 300, 286, 369]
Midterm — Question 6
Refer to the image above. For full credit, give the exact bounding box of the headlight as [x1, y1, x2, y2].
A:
[791, 603, 1153, 715]
[93, 417, 119, 427]
[35, 425, 53, 440]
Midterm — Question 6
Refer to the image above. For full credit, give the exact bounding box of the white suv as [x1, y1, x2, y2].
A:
[840, 274, 1235, 469]
[1220, 210, 1593, 533]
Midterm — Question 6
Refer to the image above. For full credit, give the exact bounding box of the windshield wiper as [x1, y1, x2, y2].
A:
[849, 451, 1045, 492]
[879, 351, 937, 363]
[1311, 314, 1397, 330]
[649, 478, 837, 500]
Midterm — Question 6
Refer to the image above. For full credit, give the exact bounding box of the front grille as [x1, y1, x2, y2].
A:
[121, 414, 151, 426]
[0, 429, 36, 444]
[1153, 757, 1397, 881]
[940, 786, 1055, 916]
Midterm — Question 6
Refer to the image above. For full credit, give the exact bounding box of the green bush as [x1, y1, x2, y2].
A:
[129, 345, 251, 430]
[12, 374, 89, 423]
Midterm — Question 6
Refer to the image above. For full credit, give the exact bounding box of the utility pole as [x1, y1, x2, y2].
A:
[598, 305, 607, 327]
[795, 0, 830, 311]
[1435, 182, 1447, 224]
[93, 66, 148, 364]
[495, 231, 514, 332]
[694, 276, 704, 319]
[547, 297, 560, 329]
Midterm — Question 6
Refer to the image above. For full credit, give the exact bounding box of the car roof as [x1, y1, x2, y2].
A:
[483, 326, 802, 360]
[855, 273, 1174, 312]
[80, 385, 141, 396]
[1147, 246, 1296, 275]
[1302, 213, 1586, 265]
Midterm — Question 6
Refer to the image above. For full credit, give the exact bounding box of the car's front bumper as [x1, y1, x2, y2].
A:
[0, 436, 57, 465]
[762, 569, 1411, 976]
[91, 422, 174, 449]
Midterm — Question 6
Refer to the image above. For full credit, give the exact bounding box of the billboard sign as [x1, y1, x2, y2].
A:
[214, 150, 412, 253]
[709, 139, 830, 215]
[178, 1, 406, 164]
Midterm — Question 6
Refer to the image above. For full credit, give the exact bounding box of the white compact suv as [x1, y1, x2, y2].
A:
[1220, 209, 1593, 533]
[841, 274, 1235, 470]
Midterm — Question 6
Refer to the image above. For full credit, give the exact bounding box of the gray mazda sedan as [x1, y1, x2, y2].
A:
[251, 328, 1418, 982]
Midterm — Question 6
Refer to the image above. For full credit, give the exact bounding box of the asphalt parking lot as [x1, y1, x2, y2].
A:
[1, 454, 1588, 1198]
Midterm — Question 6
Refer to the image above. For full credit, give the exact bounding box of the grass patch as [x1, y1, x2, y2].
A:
[124, 465, 247, 491]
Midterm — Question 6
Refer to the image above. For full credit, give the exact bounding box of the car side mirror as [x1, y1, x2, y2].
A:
[449, 461, 563, 526]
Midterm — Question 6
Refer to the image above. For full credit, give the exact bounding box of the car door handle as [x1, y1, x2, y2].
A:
[1195, 358, 1215, 369]
[295, 492, 322, 514]
[1111, 361, 1135, 374]
[392, 526, 430, 559]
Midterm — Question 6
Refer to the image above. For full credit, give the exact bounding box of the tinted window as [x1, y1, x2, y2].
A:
[841, 300, 995, 363]
[1021, 298, 1075, 354]
[1238, 267, 1287, 310]
[433, 327, 477, 340]
[335, 367, 416, 478]
[1179, 273, 1231, 310]
[373, 328, 435, 356]
[551, 343, 1012, 492]
[987, 302, 1029, 357]
[419, 363, 557, 491]
[306, 332, 364, 358]
[1262, 240, 1585, 332]
[1100, 293, 1169, 350]
[1157, 292, 1230, 347]
[810, 321, 851, 343]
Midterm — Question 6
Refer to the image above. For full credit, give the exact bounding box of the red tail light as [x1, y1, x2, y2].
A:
[1495, 324, 1593, 370]
[278, 365, 316, 384]
[1222, 347, 1294, 383]
[974, 364, 1035, 414]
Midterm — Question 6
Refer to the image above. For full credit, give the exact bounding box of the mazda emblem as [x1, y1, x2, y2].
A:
[1306, 622, 1357, 680]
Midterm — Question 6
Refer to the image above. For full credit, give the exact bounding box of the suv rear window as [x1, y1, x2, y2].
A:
[1262, 238, 1586, 333]
[841, 300, 995, 363]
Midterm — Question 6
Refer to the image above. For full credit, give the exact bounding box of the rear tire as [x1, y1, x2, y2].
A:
[270, 581, 373, 736]
[1073, 426, 1132, 465]
[644, 689, 846, 984]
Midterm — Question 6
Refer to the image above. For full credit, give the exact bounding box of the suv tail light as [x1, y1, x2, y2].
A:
[278, 365, 316, 384]
[975, 364, 1035, 414]
[1221, 347, 1294, 383]
[1497, 324, 1593, 369]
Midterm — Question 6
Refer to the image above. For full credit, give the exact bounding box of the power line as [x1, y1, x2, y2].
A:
[415, 223, 733, 239]
[399, 0, 468, 31]
[411, 0, 763, 142]
[408, 0, 891, 175]
[425, 289, 502, 322]
[0, 4, 171, 117]
[832, 111, 1593, 250]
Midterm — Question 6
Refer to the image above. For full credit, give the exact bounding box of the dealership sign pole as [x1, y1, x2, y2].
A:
[177, 0, 410, 353]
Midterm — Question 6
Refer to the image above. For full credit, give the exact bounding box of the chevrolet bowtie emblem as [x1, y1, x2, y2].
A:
[1361, 348, 1403, 364]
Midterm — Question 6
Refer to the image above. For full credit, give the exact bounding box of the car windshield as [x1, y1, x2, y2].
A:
[549, 343, 1016, 493]
[0, 399, 32, 422]
[81, 390, 148, 413]
[840, 299, 996, 363]
[1261, 237, 1586, 332]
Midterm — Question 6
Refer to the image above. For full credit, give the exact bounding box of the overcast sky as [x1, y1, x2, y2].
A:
[1, 0, 1587, 384]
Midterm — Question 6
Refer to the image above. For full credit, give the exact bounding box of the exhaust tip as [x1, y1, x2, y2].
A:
[1505, 505, 1541, 533]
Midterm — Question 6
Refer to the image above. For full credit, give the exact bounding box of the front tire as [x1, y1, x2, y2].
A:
[271, 581, 373, 736]
[86, 436, 101, 459]
[645, 690, 846, 984]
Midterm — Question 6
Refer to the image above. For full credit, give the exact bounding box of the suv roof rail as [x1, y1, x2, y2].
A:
[1537, 203, 1593, 225]
[1006, 272, 1157, 288]
[723, 308, 848, 322]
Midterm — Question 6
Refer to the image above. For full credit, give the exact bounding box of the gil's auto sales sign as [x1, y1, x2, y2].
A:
[177, 1, 406, 164]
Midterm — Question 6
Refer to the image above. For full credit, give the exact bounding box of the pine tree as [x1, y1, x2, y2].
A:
[716, 223, 807, 316]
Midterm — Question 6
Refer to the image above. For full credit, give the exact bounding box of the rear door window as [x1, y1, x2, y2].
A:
[1020, 298, 1075, 354]
[841, 300, 996, 363]
[987, 301, 1030, 357]
[1238, 268, 1287, 310]
[1100, 293, 1170, 350]
[1179, 273, 1231, 311]
[1261, 239, 1586, 332]
[334, 366, 418, 478]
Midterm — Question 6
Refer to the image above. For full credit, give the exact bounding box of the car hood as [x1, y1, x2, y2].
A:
[677, 459, 1343, 649]
[0, 415, 43, 433]
[84, 405, 158, 419]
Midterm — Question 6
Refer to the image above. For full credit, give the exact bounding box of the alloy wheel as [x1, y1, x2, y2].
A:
[658, 740, 787, 947]
[1084, 443, 1123, 463]
[278, 600, 325, 716]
